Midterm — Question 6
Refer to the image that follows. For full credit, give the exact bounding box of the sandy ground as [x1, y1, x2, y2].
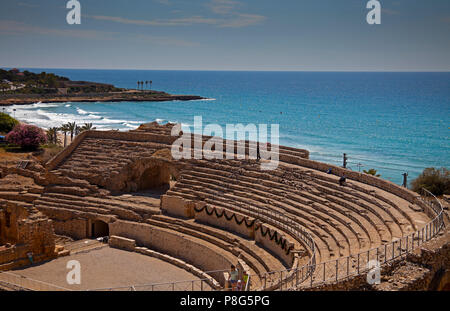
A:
[11, 247, 204, 291]
[56, 132, 73, 147]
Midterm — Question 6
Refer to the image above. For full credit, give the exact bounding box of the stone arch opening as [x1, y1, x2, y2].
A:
[91, 220, 109, 238]
[137, 164, 170, 191]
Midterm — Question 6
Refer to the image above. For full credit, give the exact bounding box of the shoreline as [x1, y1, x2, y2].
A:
[0, 91, 206, 106]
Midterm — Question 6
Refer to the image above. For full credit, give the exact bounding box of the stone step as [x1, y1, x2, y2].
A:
[152, 214, 287, 274]
[175, 178, 352, 256]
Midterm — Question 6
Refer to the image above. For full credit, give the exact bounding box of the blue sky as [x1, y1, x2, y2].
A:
[0, 0, 449, 71]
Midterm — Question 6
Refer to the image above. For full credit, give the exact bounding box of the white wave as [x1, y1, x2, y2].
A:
[76, 107, 89, 115]
[65, 104, 71, 107]
[88, 114, 102, 120]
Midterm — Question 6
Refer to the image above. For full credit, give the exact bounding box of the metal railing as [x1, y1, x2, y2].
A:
[0, 190, 443, 292]
[229, 203, 317, 290]
[88, 268, 248, 292]
[280, 188, 444, 290]
[0, 271, 72, 291]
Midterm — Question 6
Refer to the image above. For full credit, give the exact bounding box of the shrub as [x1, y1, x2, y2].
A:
[363, 168, 380, 177]
[6, 124, 47, 150]
[411, 167, 450, 196]
[0, 112, 19, 133]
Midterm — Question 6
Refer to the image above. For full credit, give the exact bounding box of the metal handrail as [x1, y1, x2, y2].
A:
[1, 190, 442, 292]
[289, 188, 445, 289]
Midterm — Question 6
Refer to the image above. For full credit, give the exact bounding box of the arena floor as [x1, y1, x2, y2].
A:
[10, 246, 203, 291]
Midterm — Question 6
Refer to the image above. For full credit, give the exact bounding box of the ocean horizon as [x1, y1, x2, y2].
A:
[4, 68, 449, 185]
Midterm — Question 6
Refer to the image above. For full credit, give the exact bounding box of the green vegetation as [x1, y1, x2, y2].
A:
[0, 112, 19, 133]
[411, 167, 450, 196]
[363, 168, 381, 177]
[0, 68, 123, 95]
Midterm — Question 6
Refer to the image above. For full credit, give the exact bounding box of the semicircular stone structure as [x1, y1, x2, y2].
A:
[2, 122, 442, 290]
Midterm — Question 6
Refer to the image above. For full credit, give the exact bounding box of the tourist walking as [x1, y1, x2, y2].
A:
[229, 264, 238, 291]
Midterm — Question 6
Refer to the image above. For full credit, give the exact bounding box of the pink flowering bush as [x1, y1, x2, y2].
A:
[6, 124, 47, 150]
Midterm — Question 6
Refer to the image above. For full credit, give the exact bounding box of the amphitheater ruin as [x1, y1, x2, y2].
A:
[0, 122, 448, 291]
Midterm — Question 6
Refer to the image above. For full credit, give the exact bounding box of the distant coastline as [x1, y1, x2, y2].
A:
[0, 91, 205, 106]
[0, 68, 205, 106]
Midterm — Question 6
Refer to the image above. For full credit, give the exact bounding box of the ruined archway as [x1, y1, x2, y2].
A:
[91, 220, 109, 238]
[137, 163, 170, 191]
[105, 149, 182, 194]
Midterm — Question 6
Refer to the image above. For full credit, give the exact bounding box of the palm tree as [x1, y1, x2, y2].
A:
[79, 123, 96, 133]
[149, 80, 152, 90]
[145, 81, 148, 90]
[67, 122, 77, 141]
[59, 124, 69, 147]
[46, 127, 59, 145]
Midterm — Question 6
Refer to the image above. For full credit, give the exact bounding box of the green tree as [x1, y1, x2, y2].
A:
[59, 124, 69, 147]
[0, 112, 19, 133]
[411, 167, 449, 196]
[79, 123, 96, 133]
[67, 122, 77, 141]
[46, 127, 60, 145]
[363, 168, 381, 177]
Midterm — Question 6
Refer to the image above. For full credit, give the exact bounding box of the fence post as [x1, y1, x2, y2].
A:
[384, 243, 387, 263]
[347, 256, 350, 278]
[357, 253, 360, 275]
[392, 242, 395, 260]
[335, 260, 338, 282]
[323, 262, 326, 281]
[280, 271, 283, 291]
[406, 236, 409, 253]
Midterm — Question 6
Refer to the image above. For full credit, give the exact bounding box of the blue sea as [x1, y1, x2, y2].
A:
[5, 69, 450, 185]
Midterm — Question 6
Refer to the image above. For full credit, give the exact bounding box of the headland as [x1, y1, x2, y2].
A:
[0, 68, 205, 106]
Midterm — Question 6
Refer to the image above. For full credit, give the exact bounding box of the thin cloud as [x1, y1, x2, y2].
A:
[219, 13, 266, 28]
[17, 2, 39, 8]
[88, 0, 265, 28]
[0, 20, 198, 46]
[381, 8, 400, 15]
[88, 15, 219, 27]
[0, 20, 115, 40]
[88, 13, 265, 28]
[154, 0, 170, 5]
[208, 0, 241, 15]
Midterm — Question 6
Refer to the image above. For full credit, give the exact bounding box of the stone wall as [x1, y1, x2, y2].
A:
[0, 202, 30, 244]
[162, 196, 297, 268]
[109, 235, 136, 251]
[0, 203, 56, 270]
[161, 195, 195, 218]
[255, 223, 295, 267]
[109, 220, 232, 285]
[194, 204, 256, 239]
